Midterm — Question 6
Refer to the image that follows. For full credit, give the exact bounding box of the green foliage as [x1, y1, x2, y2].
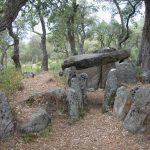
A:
[131, 47, 138, 64]
[22, 63, 41, 74]
[0, 66, 23, 95]
[21, 133, 38, 143]
[48, 59, 62, 71]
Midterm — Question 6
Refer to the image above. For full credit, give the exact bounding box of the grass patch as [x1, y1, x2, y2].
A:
[21, 124, 52, 143]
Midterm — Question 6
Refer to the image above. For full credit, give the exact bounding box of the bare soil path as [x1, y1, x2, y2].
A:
[0, 72, 150, 150]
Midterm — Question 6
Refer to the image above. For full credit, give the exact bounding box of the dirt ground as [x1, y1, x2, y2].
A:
[0, 72, 150, 150]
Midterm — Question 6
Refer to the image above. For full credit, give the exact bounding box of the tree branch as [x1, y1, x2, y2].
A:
[0, 0, 28, 32]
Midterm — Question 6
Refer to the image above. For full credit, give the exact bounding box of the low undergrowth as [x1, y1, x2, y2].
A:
[0, 66, 23, 95]
[21, 124, 52, 143]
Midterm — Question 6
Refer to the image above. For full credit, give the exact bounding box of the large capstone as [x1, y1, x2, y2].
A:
[123, 87, 150, 133]
[62, 49, 130, 70]
[0, 92, 14, 139]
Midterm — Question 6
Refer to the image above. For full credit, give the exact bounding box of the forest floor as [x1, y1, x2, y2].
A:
[0, 72, 150, 150]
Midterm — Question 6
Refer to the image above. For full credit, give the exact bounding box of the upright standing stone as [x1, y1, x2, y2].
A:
[115, 59, 137, 84]
[63, 66, 76, 86]
[78, 73, 88, 105]
[67, 88, 79, 120]
[123, 87, 150, 133]
[71, 77, 83, 109]
[102, 69, 119, 113]
[0, 92, 14, 139]
[113, 86, 132, 120]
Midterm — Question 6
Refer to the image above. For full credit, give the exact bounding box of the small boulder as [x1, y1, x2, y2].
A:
[19, 109, 51, 133]
[48, 88, 66, 101]
[0, 92, 14, 139]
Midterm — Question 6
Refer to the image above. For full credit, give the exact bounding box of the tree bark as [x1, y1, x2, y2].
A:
[39, 16, 48, 71]
[0, 0, 28, 32]
[8, 24, 21, 69]
[66, 0, 78, 55]
[137, 0, 150, 75]
[113, 0, 141, 49]
[0, 51, 6, 66]
[0, 44, 13, 66]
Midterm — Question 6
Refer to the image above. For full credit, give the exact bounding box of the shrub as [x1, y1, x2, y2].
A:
[0, 66, 23, 95]
[131, 47, 138, 64]
[48, 59, 62, 71]
[22, 63, 41, 74]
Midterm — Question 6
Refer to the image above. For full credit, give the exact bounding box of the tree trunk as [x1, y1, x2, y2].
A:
[0, 51, 6, 66]
[41, 35, 48, 71]
[113, 0, 141, 49]
[67, 18, 77, 55]
[138, 0, 150, 75]
[66, 0, 78, 55]
[76, 33, 84, 54]
[0, 0, 28, 32]
[40, 16, 48, 71]
[8, 24, 21, 69]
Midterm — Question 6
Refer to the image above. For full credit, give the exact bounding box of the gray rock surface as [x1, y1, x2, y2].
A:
[0, 92, 14, 139]
[19, 109, 51, 133]
[123, 87, 150, 133]
[141, 71, 150, 83]
[113, 86, 131, 120]
[71, 77, 83, 109]
[77, 67, 99, 89]
[62, 50, 130, 70]
[115, 59, 137, 84]
[102, 59, 137, 113]
[63, 66, 76, 86]
[67, 88, 79, 120]
[78, 73, 88, 105]
[102, 69, 119, 113]
[48, 88, 66, 100]
[101, 63, 115, 88]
